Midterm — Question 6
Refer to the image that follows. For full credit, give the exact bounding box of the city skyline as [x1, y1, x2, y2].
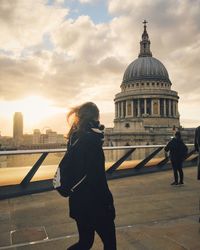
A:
[11, 111, 65, 138]
[1, 0, 200, 136]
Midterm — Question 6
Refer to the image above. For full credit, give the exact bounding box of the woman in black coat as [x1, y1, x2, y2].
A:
[165, 131, 188, 185]
[66, 102, 116, 250]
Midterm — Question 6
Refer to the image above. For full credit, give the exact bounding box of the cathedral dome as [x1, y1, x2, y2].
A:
[122, 20, 171, 84]
[122, 56, 171, 83]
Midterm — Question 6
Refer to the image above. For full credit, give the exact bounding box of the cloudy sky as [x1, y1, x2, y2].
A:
[0, 0, 200, 136]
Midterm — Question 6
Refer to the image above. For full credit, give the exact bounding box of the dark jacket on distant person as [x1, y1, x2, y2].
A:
[194, 126, 200, 152]
[165, 137, 188, 163]
[68, 122, 115, 221]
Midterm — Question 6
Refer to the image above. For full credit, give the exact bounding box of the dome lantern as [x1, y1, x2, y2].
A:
[139, 20, 152, 58]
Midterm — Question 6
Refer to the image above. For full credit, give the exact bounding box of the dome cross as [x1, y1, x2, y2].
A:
[139, 20, 152, 57]
[143, 20, 148, 26]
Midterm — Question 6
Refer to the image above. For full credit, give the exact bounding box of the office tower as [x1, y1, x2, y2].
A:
[13, 112, 23, 139]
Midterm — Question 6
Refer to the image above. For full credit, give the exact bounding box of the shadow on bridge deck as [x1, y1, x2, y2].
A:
[0, 166, 199, 250]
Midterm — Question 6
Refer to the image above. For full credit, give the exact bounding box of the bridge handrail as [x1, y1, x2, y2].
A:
[0, 144, 195, 156]
[0, 143, 198, 200]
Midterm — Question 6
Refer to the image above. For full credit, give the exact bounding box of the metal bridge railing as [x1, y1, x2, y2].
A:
[0, 144, 198, 200]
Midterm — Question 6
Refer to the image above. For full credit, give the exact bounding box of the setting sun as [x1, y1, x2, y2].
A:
[0, 96, 67, 134]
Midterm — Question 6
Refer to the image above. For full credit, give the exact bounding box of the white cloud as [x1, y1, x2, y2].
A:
[53, 16, 114, 62]
[53, 0, 65, 4]
[0, 0, 68, 52]
[78, 0, 99, 3]
[1, 0, 200, 135]
[107, 0, 200, 99]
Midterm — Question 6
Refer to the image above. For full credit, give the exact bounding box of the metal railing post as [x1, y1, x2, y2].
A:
[134, 147, 163, 170]
[20, 152, 49, 187]
[106, 148, 136, 174]
[157, 156, 169, 168]
[185, 148, 196, 160]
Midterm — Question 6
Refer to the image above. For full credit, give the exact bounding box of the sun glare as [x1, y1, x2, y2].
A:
[1, 95, 66, 129]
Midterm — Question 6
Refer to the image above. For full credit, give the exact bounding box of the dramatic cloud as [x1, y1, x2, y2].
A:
[0, 0, 200, 135]
[107, 0, 200, 126]
[0, 0, 68, 51]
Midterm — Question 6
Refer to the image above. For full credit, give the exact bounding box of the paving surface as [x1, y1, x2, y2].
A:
[0, 166, 200, 250]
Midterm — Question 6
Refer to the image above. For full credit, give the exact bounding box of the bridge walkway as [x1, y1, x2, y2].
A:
[0, 166, 199, 249]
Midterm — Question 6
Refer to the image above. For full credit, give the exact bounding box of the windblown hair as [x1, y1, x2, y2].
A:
[67, 102, 99, 138]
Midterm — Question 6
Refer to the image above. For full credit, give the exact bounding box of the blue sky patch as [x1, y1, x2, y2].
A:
[47, 0, 112, 24]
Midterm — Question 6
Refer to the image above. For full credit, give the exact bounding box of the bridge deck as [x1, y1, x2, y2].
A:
[0, 166, 199, 250]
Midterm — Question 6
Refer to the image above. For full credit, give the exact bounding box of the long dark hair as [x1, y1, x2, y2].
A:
[67, 102, 99, 138]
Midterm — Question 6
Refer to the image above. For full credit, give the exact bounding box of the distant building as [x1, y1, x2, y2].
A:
[4, 113, 67, 149]
[13, 112, 23, 145]
[33, 129, 41, 144]
[45, 129, 58, 144]
[22, 134, 33, 145]
[0, 136, 14, 150]
[19, 129, 66, 149]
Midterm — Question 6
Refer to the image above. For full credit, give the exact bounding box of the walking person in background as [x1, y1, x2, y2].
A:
[66, 102, 116, 250]
[165, 131, 188, 185]
[194, 126, 200, 180]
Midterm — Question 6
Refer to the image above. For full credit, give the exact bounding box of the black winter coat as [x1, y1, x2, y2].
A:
[194, 126, 200, 152]
[68, 128, 115, 221]
[164, 137, 188, 162]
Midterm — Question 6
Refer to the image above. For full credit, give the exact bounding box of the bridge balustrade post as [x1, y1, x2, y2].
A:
[106, 148, 136, 174]
[20, 152, 49, 187]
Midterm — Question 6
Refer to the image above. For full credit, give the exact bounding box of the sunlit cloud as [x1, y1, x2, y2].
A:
[0, 0, 68, 52]
[0, 0, 200, 135]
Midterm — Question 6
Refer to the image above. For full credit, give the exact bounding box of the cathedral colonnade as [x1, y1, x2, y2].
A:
[115, 98, 178, 118]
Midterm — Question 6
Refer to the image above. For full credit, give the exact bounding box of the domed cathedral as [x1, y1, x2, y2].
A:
[105, 21, 180, 151]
